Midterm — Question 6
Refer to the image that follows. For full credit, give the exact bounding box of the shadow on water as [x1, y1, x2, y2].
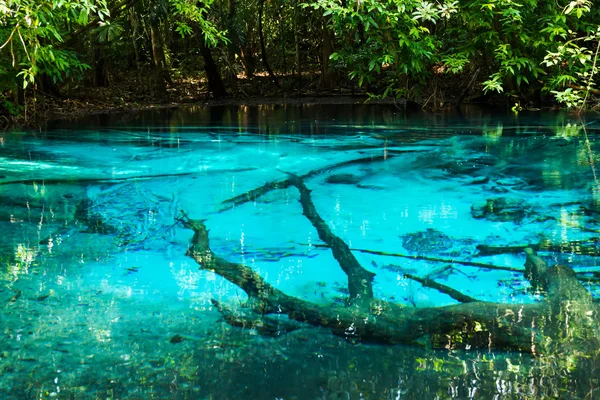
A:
[1, 105, 600, 399]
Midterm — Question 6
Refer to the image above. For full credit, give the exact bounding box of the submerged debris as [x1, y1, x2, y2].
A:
[170, 334, 185, 344]
[325, 173, 362, 185]
[401, 228, 453, 255]
[471, 197, 533, 223]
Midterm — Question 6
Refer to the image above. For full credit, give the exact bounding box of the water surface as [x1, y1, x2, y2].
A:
[2, 105, 600, 399]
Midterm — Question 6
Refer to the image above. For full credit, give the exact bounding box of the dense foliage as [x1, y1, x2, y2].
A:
[1, 0, 599, 121]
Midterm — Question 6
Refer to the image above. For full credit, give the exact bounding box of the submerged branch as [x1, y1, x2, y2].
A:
[219, 154, 391, 212]
[403, 273, 479, 303]
[0, 171, 196, 187]
[347, 244, 598, 283]
[524, 247, 548, 290]
[285, 173, 375, 301]
[478, 239, 600, 257]
[210, 299, 301, 336]
[305, 243, 524, 273]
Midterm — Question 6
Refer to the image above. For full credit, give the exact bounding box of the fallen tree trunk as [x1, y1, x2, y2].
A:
[182, 214, 541, 348]
[181, 178, 600, 354]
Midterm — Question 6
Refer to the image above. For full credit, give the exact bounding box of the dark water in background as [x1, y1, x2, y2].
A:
[2, 105, 600, 399]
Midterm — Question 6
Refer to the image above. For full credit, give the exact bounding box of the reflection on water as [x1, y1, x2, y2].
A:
[1, 106, 600, 399]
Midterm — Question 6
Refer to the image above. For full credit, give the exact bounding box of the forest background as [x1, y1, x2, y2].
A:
[1, 0, 599, 126]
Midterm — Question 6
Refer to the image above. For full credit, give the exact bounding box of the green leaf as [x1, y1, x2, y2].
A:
[77, 9, 88, 25]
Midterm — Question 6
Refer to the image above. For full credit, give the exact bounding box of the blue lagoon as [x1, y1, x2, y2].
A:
[1, 105, 600, 399]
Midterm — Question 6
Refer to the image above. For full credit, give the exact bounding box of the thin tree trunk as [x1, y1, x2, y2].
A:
[159, 19, 173, 85]
[293, 0, 300, 78]
[94, 44, 108, 87]
[319, 19, 337, 89]
[240, 15, 257, 78]
[149, 20, 170, 94]
[258, 0, 280, 88]
[239, 46, 255, 78]
[198, 33, 228, 98]
[15, 71, 25, 106]
[224, 0, 239, 82]
[129, 8, 143, 85]
[280, 15, 286, 75]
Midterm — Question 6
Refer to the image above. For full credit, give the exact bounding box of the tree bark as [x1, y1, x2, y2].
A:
[280, 14, 286, 75]
[240, 24, 257, 79]
[224, 0, 239, 82]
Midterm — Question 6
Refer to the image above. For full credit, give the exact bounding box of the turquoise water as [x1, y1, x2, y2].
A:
[1, 105, 600, 399]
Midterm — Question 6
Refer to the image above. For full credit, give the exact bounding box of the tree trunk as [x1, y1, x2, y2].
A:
[293, 0, 301, 78]
[319, 19, 337, 89]
[222, 0, 240, 82]
[94, 44, 108, 87]
[258, 0, 280, 88]
[130, 8, 143, 86]
[15, 74, 25, 106]
[239, 14, 257, 78]
[38, 74, 61, 98]
[149, 20, 171, 94]
[280, 15, 286, 75]
[239, 46, 256, 78]
[198, 33, 228, 98]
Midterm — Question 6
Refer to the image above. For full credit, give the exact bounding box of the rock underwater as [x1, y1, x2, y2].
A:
[401, 228, 453, 255]
[471, 197, 534, 224]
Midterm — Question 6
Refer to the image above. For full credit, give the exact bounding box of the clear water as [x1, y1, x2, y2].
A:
[1, 105, 600, 399]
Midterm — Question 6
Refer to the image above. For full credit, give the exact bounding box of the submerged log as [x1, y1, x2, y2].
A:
[183, 214, 540, 348]
[182, 215, 600, 352]
[182, 178, 600, 354]
[210, 299, 301, 336]
[524, 247, 548, 290]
